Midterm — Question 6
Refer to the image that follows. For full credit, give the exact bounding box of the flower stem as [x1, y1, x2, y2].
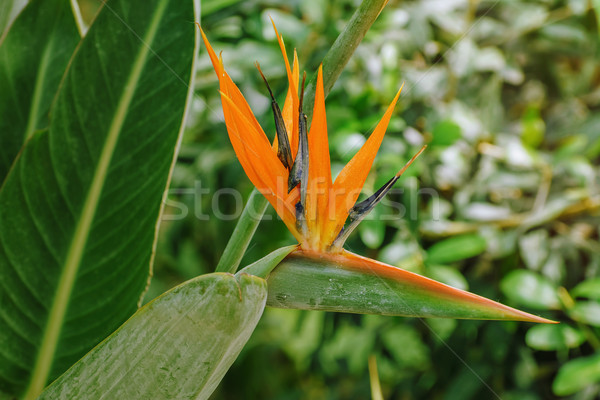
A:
[303, 0, 389, 119]
[215, 188, 268, 274]
[215, 0, 389, 274]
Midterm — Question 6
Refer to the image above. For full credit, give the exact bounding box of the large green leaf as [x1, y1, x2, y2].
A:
[0, 0, 27, 36]
[39, 272, 267, 400]
[0, 0, 198, 397]
[0, 0, 80, 182]
[267, 250, 555, 323]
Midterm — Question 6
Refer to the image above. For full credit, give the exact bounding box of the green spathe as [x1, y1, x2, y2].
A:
[267, 250, 556, 323]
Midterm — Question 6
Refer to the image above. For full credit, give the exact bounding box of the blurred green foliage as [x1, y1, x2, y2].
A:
[153, 0, 599, 398]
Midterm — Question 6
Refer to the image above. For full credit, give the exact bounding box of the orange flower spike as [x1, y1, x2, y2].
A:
[273, 50, 300, 156]
[217, 89, 265, 191]
[201, 26, 302, 239]
[282, 50, 300, 156]
[201, 25, 409, 251]
[201, 26, 556, 324]
[218, 92, 284, 186]
[212, 57, 271, 196]
[199, 27, 263, 137]
[213, 57, 281, 192]
[324, 85, 404, 247]
[306, 65, 332, 249]
[219, 93, 299, 234]
[271, 18, 299, 159]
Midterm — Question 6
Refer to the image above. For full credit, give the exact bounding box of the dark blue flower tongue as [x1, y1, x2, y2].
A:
[331, 145, 427, 250]
[256, 62, 293, 170]
[289, 72, 309, 234]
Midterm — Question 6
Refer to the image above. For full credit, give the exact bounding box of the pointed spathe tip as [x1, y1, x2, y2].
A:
[514, 313, 559, 324]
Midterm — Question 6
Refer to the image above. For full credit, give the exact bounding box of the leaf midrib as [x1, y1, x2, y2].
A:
[22, 1, 169, 398]
[22, 33, 55, 141]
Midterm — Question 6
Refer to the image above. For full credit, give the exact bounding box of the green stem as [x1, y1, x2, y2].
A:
[215, 188, 268, 274]
[304, 0, 389, 119]
[215, 0, 389, 273]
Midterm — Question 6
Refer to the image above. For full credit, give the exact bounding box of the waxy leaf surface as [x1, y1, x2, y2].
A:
[39, 273, 268, 400]
[0, 0, 197, 396]
[0, 0, 80, 181]
[267, 251, 555, 323]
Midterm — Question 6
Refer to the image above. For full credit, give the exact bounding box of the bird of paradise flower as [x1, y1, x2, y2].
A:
[200, 23, 556, 324]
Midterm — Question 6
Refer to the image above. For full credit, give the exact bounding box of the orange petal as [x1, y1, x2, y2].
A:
[219, 92, 285, 189]
[272, 50, 299, 157]
[214, 58, 275, 186]
[305, 65, 332, 249]
[218, 92, 270, 188]
[271, 19, 299, 159]
[200, 28, 264, 138]
[324, 85, 403, 245]
[199, 26, 222, 74]
[284, 50, 300, 157]
[201, 27, 302, 241]
[220, 93, 298, 232]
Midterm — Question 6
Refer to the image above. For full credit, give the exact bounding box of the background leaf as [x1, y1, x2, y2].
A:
[593, 1, 600, 38]
[0, 0, 80, 181]
[39, 273, 267, 400]
[569, 301, 600, 327]
[425, 234, 487, 265]
[426, 264, 468, 291]
[0, 0, 197, 396]
[571, 277, 600, 300]
[525, 324, 586, 351]
[552, 353, 600, 396]
[500, 270, 560, 310]
[430, 119, 461, 147]
[359, 206, 386, 249]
